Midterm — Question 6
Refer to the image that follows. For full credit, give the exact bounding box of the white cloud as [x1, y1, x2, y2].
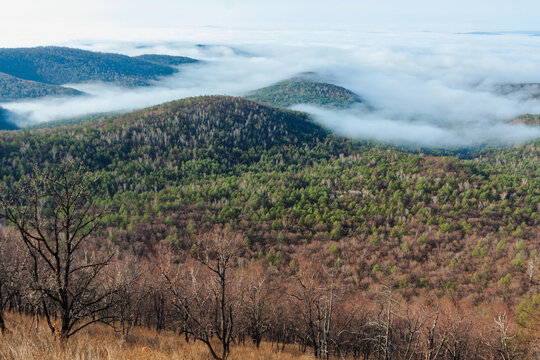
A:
[2, 31, 540, 147]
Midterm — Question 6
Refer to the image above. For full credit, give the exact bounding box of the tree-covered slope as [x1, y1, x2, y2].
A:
[0, 46, 183, 87]
[0, 95, 537, 306]
[133, 54, 199, 66]
[246, 80, 364, 108]
[0, 95, 329, 183]
[0, 72, 82, 101]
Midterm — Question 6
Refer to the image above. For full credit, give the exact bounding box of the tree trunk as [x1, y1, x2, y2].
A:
[0, 309, 6, 334]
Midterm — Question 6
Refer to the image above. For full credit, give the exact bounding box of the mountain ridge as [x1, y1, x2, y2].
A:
[0, 46, 199, 101]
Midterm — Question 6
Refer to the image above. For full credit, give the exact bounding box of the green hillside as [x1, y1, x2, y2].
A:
[0, 96, 328, 183]
[0, 71, 82, 102]
[246, 79, 363, 108]
[0, 95, 537, 307]
[0, 46, 189, 87]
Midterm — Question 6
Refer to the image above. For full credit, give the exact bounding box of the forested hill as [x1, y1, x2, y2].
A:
[0, 71, 82, 101]
[0, 95, 329, 183]
[0, 94, 538, 306]
[0, 46, 198, 89]
[246, 79, 364, 108]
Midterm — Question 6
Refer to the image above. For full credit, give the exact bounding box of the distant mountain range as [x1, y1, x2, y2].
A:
[0, 46, 198, 101]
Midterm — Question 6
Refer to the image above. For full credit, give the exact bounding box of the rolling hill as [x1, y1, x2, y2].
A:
[0, 47, 199, 101]
[0, 95, 538, 357]
[0, 95, 537, 310]
[246, 79, 364, 108]
[0, 96, 329, 182]
[0, 71, 82, 102]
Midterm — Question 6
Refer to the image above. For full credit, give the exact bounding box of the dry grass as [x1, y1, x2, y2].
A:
[0, 313, 317, 360]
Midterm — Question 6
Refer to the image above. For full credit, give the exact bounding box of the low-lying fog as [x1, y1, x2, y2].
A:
[3, 30, 540, 147]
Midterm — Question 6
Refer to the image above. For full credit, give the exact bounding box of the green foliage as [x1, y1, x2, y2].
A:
[439, 222, 454, 233]
[449, 257, 461, 269]
[399, 274, 410, 288]
[498, 273, 513, 286]
[328, 244, 340, 255]
[416, 235, 428, 245]
[511, 258, 524, 267]
[516, 294, 540, 330]
[444, 281, 458, 292]
[399, 243, 410, 252]
[497, 238, 508, 254]
[471, 272, 481, 284]
[266, 249, 281, 266]
[472, 247, 487, 259]
[246, 79, 363, 108]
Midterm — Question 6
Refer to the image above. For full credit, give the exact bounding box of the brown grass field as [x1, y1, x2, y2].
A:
[0, 313, 323, 360]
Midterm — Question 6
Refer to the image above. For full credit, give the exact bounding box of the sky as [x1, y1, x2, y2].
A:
[2, 0, 540, 45]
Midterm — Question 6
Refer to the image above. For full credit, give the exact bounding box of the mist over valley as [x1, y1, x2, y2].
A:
[2, 31, 540, 148]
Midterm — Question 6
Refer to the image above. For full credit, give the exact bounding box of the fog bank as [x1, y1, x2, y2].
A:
[3, 30, 540, 147]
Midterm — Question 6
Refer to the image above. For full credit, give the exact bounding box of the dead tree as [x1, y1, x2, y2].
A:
[0, 162, 115, 341]
[238, 261, 273, 348]
[161, 227, 241, 360]
[289, 263, 340, 359]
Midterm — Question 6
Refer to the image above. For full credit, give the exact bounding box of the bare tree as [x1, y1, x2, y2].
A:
[161, 227, 241, 360]
[0, 162, 115, 341]
[237, 261, 273, 348]
[289, 263, 340, 359]
[424, 304, 444, 360]
[484, 313, 524, 360]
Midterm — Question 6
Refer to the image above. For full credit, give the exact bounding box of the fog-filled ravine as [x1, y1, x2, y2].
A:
[2, 30, 540, 147]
